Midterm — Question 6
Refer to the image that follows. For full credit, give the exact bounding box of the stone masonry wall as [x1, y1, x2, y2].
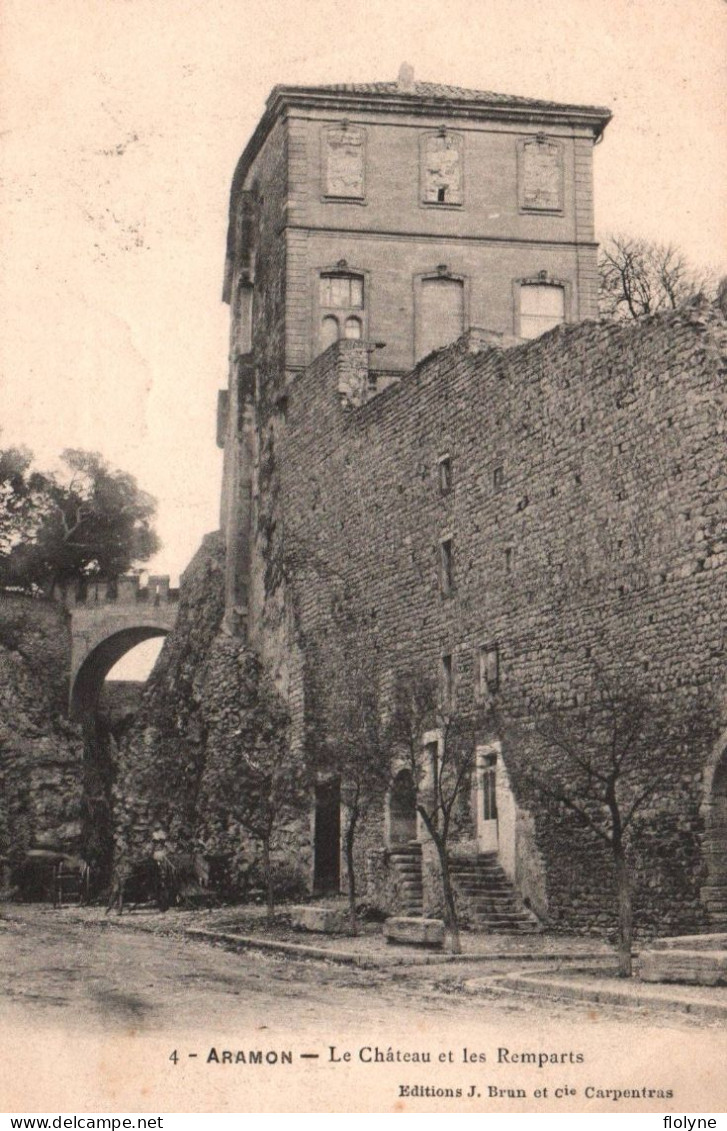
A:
[0, 595, 84, 869]
[273, 305, 727, 932]
[114, 532, 227, 861]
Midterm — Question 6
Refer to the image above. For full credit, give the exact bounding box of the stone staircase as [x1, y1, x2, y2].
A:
[389, 845, 540, 932]
[701, 884, 727, 930]
[389, 842, 424, 916]
[449, 853, 541, 933]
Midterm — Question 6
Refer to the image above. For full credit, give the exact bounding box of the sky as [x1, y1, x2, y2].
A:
[1, 0, 725, 649]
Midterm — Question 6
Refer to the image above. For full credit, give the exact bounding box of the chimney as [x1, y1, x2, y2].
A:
[397, 62, 415, 93]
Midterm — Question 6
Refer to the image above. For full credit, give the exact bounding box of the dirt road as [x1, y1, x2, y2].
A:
[1, 907, 724, 1113]
[1, 905, 553, 1032]
[0, 904, 711, 1033]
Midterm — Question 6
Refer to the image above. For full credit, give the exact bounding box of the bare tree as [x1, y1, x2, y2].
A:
[388, 670, 487, 955]
[497, 667, 692, 976]
[318, 640, 391, 935]
[599, 234, 717, 321]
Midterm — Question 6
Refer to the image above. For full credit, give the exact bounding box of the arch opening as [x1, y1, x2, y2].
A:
[70, 626, 169, 893]
[71, 626, 168, 720]
[388, 768, 417, 846]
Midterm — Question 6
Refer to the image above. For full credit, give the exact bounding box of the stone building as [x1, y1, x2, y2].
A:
[217, 72, 726, 933]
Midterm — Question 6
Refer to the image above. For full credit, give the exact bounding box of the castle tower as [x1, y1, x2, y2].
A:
[219, 74, 611, 639]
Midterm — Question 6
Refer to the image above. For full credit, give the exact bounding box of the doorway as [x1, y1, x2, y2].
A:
[313, 778, 341, 893]
[703, 739, 727, 925]
[476, 745, 499, 853]
[388, 769, 417, 846]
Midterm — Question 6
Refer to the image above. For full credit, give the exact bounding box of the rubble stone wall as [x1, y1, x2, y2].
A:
[272, 306, 727, 931]
[0, 595, 83, 866]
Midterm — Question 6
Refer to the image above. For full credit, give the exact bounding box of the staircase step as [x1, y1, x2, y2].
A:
[392, 848, 540, 934]
[450, 853, 540, 935]
[390, 843, 425, 920]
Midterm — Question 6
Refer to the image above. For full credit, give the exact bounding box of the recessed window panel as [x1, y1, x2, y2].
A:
[422, 133, 463, 205]
[417, 277, 465, 361]
[320, 315, 340, 350]
[520, 284, 565, 340]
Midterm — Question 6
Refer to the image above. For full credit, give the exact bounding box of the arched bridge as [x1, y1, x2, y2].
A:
[69, 575, 179, 718]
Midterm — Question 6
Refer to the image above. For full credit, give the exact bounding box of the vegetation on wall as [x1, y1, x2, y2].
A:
[197, 635, 309, 919]
[387, 670, 493, 954]
[306, 631, 391, 935]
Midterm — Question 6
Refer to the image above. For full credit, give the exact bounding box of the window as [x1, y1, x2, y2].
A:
[439, 537, 454, 596]
[478, 644, 500, 696]
[519, 283, 565, 340]
[438, 454, 453, 494]
[425, 739, 440, 814]
[481, 752, 498, 821]
[321, 315, 339, 351]
[320, 274, 363, 309]
[416, 275, 465, 361]
[318, 272, 365, 352]
[236, 282, 253, 354]
[441, 653, 454, 710]
[421, 132, 464, 206]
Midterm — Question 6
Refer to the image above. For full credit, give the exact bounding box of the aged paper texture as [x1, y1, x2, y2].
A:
[1, 0, 726, 1115]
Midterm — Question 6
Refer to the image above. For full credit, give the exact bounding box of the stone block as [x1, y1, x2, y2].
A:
[289, 905, 343, 934]
[384, 916, 445, 948]
[649, 932, 727, 952]
[638, 948, 727, 986]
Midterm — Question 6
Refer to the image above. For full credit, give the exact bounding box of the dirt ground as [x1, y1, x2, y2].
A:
[0, 903, 712, 1034]
[2, 905, 725, 1113]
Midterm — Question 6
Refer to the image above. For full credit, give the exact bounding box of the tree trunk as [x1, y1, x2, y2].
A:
[262, 834, 274, 925]
[345, 810, 358, 937]
[433, 834, 461, 955]
[613, 839, 633, 977]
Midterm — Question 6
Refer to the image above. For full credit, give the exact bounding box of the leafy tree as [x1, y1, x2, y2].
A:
[598, 234, 717, 321]
[388, 669, 487, 954]
[313, 637, 391, 935]
[0, 445, 49, 563]
[497, 666, 696, 976]
[198, 641, 310, 921]
[1, 446, 160, 597]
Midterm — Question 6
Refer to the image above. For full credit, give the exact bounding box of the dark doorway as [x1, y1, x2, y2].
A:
[313, 778, 341, 894]
[389, 768, 417, 846]
[704, 744, 727, 927]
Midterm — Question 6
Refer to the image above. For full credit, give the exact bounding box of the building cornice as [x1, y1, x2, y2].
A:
[223, 83, 611, 302]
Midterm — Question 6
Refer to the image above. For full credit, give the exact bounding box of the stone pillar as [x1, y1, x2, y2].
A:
[116, 576, 139, 604]
[224, 357, 255, 638]
[336, 340, 370, 409]
[148, 575, 170, 604]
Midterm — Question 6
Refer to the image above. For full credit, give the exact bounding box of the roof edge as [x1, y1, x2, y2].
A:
[223, 83, 612, 303]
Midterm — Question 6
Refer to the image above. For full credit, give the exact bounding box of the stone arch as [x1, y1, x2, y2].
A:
[387, 767, 418, 847]
[701, 727, 727, 927]
[70, 625, 170, 892]
[70, 626, 169, 720]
